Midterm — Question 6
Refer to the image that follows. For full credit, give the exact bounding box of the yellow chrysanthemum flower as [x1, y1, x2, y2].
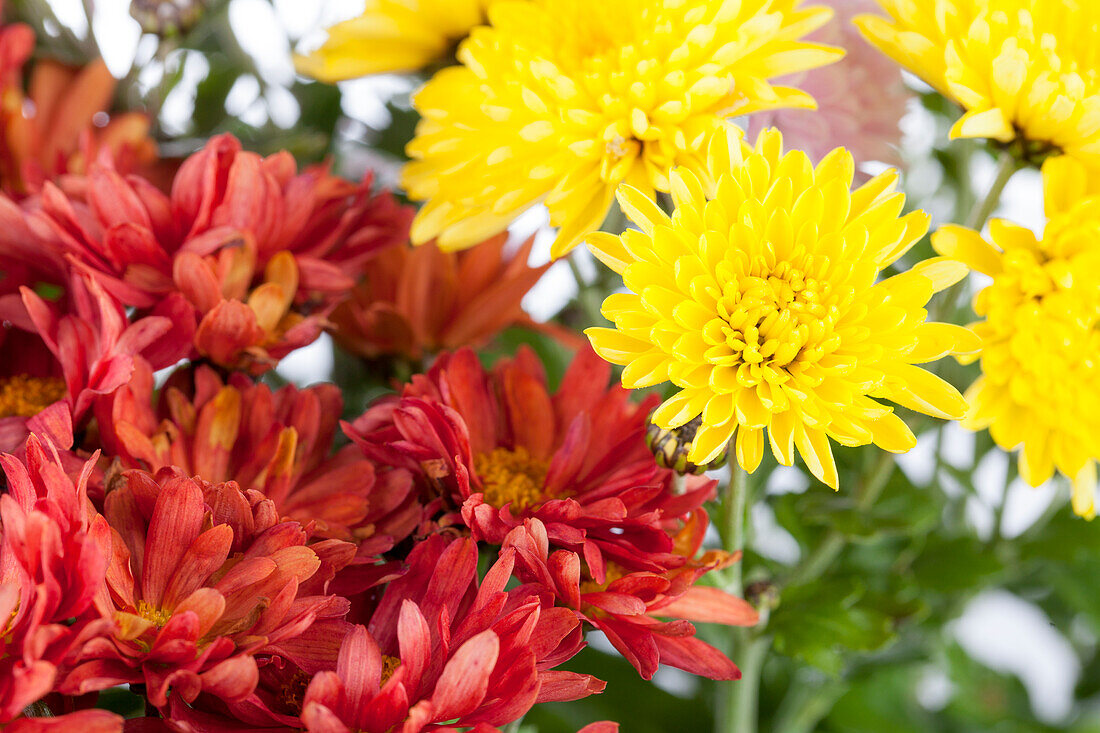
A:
[295, 0, 496, 80]
[932, 156, 1100, 517]
[404, 0, 844, 257]
[585, 126, 979, 489]
[855, 1, 1100, 166]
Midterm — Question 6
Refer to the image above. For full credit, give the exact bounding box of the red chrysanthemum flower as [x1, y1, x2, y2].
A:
[346, 346, 716, 577]
[96, 360, 415, 546]
[63, 468, 355, 711]
[300, 535, 602, 733]
[28, 134, 412, 373]
[0, 272, 173, 464]
[0, 433, 121, 731]
[503, 519, 758, 681]
[329, 234, 561, 362]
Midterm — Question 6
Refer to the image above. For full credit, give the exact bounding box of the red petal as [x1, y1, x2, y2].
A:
[141, 476, 205, 609]
[535, 671, 606, 703]
[429, 630, 500, 722]
[656, 586, 760, 627]
[337, 625, 381, 720]
[652, 634, 741, 680]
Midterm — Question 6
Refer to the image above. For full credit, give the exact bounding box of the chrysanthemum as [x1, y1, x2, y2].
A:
[932, 156, 1100, 517]
[97, 361, 413, 544]
[296, 0, 497, 79]
[586, 127, 979, 488]
[403, 0, 843, 256]
[64, 469, 355, 710]
[28, 134, 412, 374]
[301, 535, 600, 732]
[329, 234, 555, 362]
[504, 518, 758, 681]
[855, 0, 1100, 166]
[0, 434, 118, 731]
[0, 273, 174, 454]
[346, 346, 715, 576]
[749, 0, 910, 170]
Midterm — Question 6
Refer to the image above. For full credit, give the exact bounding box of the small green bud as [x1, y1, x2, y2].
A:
[645, 414, 729, 476]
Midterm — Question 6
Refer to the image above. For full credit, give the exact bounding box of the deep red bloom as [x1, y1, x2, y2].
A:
[0, 272, 174, 453]
[345, 346, 716, 579]
[299, 535, 601, 733]
[504, 519, 758, 681]
[96, 361, 414, 545]
[63, 469, 355, 711]
[0, 433, 120, 730]
[28, 134, 412, 373]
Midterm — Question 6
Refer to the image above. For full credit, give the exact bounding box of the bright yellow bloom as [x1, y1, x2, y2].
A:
[295, 0, 495, 80]
[404, 0, 844, 257]
[932, 156, 1100, 517]
[856, 1, 1100, 166]
[586, 126, 979, 489]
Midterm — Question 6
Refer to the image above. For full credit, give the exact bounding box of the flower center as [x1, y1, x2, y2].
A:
[3, 602, 18, 638]
[473, 447, 550, 512]
[278, 669, 311, 714]
[136, 600, 172, 627]
[705, 258, 839, 383]
[579, 562, 627, 595]
[380, 654, 401, 687]
[0, 375, 66, 418]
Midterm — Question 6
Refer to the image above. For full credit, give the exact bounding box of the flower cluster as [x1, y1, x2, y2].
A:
[0, 29, 755, 724]
[8, 0, 1100, 729]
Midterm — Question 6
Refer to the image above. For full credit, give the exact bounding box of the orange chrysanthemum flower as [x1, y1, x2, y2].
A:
[65, 469, 355, 712]
[329, 234, 553, 362]
[0, 2, 157, 196]
[98, 361, 416, 545]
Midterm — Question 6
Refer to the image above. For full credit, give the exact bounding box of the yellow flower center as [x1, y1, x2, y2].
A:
[473, 447, 550, 512]
[707, 258, 838, 384]
[136, 600, 172, 627]
[0, 375, 66, 418]
[579, 562, 627, 595]
[3, 601, 18, 640]
[380, 654, 401, 687]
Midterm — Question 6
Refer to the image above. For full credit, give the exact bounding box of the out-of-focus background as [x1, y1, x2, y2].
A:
[18, 1, 1095, 730]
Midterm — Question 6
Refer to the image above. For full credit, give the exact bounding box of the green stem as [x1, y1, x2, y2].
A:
[501, 716, 524, 733]
[718, 462, 759, 733]
[721, 633, 768, 733]
[931, 149, 1020, 324]
[771, 675, 846, 733]
[725, 462, 749, 596]
[989, 455, 1019, 546]
[965, 149, 1020, 231]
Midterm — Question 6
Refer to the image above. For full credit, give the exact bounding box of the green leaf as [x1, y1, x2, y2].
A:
[770, 578, 897, 676]
[910, 537, 1003, 595]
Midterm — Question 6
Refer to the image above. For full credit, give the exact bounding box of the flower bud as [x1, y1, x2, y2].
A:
[646, 414, 729, 476]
